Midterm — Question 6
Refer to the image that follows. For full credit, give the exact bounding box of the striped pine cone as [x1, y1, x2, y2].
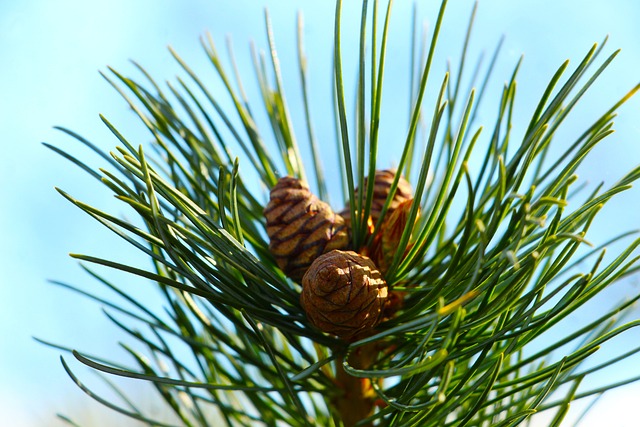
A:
[264, 177, 349, 282]
[368, 198, 415, 274]
[341, 169, 413, 227]
[300, 250, 388, 340]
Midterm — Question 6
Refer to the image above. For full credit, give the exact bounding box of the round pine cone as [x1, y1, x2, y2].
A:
[264, 177, 349, 282]
[341, 169, 413, 227]
[300, 250, 388, 340]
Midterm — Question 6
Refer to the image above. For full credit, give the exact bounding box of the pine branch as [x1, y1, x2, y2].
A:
[43, 1, 640, 426]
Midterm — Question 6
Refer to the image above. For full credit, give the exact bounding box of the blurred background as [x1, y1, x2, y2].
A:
[1, 0, 639, 425]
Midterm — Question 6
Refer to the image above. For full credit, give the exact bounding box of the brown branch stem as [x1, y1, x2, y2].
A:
[333, 342, 379, 427]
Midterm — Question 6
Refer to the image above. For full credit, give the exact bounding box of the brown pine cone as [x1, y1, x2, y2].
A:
[264, 177, 349, 282]
[340, 169, 413, 228]
[300, 250, 388, 340]
[368, 198, 416, 275]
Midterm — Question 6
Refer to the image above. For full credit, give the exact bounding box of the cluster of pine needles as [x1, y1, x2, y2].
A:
[42, 1, 640, 426]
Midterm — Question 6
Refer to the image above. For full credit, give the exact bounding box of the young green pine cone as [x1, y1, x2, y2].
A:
[264, 177, 349, 282]
[341, 169, 413, 227]
[300, 250, 388, 340]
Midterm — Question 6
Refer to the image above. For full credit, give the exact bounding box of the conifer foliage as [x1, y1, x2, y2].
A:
[44, 1, 640, 426]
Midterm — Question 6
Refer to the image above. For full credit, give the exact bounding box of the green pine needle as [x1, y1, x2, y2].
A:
[43, 1, 640, 426]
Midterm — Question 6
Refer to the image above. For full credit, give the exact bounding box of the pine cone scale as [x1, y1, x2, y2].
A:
[300, 250, 388, 340]
[340, 169, 413, 229]
[264, 177, 349, 282]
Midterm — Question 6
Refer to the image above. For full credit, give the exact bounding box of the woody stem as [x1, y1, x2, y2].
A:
[333, 343, 378, 427]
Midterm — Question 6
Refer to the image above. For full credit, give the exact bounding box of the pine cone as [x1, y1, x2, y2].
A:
[264, 177, 349, 282]
[340, 169, 413, 227]
[368, 198, 416, 275]
[300, 250, 388, 340]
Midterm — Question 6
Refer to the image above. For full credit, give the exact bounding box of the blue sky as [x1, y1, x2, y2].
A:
[1, 1, 640, 425]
